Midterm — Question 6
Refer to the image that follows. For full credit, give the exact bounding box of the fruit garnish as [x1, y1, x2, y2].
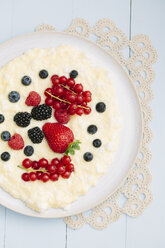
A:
[25, 91, 41, 106]
[31, 104, 52, 120]
[65, 140, 81, 156]
[28, 127, 44, 144]
[8, 133, 24, 150]
[42, 123, 74, 153]
[14, 112, 32, 127]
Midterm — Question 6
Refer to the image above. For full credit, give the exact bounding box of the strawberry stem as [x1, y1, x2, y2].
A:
[65, 140, 81, 156]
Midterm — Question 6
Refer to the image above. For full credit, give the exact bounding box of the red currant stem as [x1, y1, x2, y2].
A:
[46, 91, 90, 110]
[59, 84, 77, 95]
[17, 165, 47, 173]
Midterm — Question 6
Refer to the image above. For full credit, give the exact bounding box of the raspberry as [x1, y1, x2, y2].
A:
[8, 133, 24, 150]
[25, 91, 41, 106]
[31, 104, 52, 121]
[54, 109, 70, 124]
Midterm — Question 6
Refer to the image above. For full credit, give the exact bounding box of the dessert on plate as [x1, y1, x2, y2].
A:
[0, 46, 121, 211]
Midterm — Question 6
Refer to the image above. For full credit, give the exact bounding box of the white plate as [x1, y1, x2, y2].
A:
[0, 32, 141, 218]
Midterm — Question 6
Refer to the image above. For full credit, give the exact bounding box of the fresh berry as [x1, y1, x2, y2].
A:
[61, 155, 71, 165]
[76, 108, 84, 116]
[1, 131, 11, 141]
[66, 163, 74, 172]
[40, 173, 50, 182]
[29, 172, 37, 181]
[50, 173, 59, 181]
[44, 88, 53, 97]
[87, 125, 97, 134]
[54, 109, 70, 124]
[61, 102, 69, 109]
[25, 91, 41, 106]
[39, 158, 48, 168]
[8, 133, 24, 150]
[43, 123, 74, 153]
[67, 78, 75, 88]
[24, 146, 34, 156]
[57, 164, 65, 174]
[22, 173, 30, 182]
[84, 96, 92, 103]
[47, 164, 57, 174]
[51, 74, 59, 82]
[21, 76, 32, 86]
[83, 91, 92, 97]
[68, 103, 78, 115]
[1, 152, 10, 161]
[83, 152, 93, 162]
[96, 102, 106, 113]
[0, 114, 5, 124]
[53, 86, 64, 96]
[8, 91, 20, 103]
[45, 97, 53, 106]
[76, 95, 83, 104]
[31, 104, 52, 120]
[84, 107, 91, 115]
[51, 77, 60, 86]
[36, 171, 43, 180]
[39, 70, 48, 79]
[59, 76, 67, 84]
[28, 127, 44, 144]
[14, 112, 32, 127]
[93, 139, 102, 148]
[23, 158, 32, 168]
[51, 158, 60, 166]
[32, 161, 40, 170]
[53, 101, 62, 110]
[82, 101, 87, 107]
[66, 93, 76, 103]
[69, 70, 78, 79]
[61, 171, 71, 179]
[74, 84, 83, 93]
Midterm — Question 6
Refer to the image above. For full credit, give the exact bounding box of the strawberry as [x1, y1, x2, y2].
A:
[8, 133, 24, 150]
[25, 91, 41, 106]
[42, 123, 74, 153]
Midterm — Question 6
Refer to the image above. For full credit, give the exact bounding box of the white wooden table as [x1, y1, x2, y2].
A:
[0, 0, 164, 247]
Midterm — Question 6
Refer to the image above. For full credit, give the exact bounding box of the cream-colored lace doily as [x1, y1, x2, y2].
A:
[36, 19, 157, 230]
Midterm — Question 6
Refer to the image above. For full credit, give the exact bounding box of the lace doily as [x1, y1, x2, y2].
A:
[36, 19, 157, 230]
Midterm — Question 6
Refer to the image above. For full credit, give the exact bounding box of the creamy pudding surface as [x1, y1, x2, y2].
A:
[0, 46, 121, 211]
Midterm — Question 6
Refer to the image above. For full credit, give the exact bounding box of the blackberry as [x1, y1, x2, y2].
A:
[1, 152, 10, 161]
[24, 145, 34, 156]
[96, 102, 106, 113]
[83, 152, 93, 162]
[21, 75, 32, 86]
[8, 91, 20, 103]
[93, 139, 102, 148]
[39, 70, 48, 79]
[28, 127, 44, 144]
[31, 104, 52, 121]
[69, 70, 78, 79]
[14, 112, 32, 127]
[87, 125, 97, 134]
[0, 114, 5, 124]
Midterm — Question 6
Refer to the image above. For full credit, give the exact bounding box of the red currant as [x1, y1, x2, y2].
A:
[53, 86, 64, 97]
[22, 173, 30, 182]
[76, 94, 83, 104]
[61, 171, 71, 179]
[23, 158, 31, 169]
[74, 84, 83, 93]
[66, 94, 76, 103]
[66, 163, 74, 172]
[39, 158, 48, 168]
[29, 172, 37, 181]
[32, 161, 40, 170]
[45, 97, 53, 106]
[50, 173, 59, 181]
[40, 173, 50, 182]
[67, 78, 75, 88]
[83, 90, 92, 97]
[51, 75, 60, 86]
[82, 101, 87, 107]
[69, 103, 78, 111]
[76, 107, 84, 116]
[47, 164, 57, 174]
[36, 171, 43, 180]
[59, 76, 67, 85]
[61, 155, 71, 165]
[44, 88, 52, 97]
[57, 164, 65, 174]
[84, 96, 92, 103]
[51, 74, 59, 81]
[61, 102, 69, 109]
[51, 158, 60, 166]
[84, 107, 91, 115]
[53, 101, 62, 110]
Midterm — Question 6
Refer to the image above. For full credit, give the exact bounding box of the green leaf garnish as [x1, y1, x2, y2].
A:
[65, 140, 81, 156]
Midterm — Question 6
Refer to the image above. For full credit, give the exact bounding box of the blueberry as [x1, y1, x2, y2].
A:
[1, 152, 10, 161]
[83, 152, 93, 162]
[8, 91, 20, 103]
[24, 146, 34, 156]
[93, 139, 102, 148]
[87, 125, 97, 134]
[21, 76, 32, 86]
[39, 70, 48, 79]
[1, 131, 11, 141]
[0, 114, 4, 124]
[96, 102, 106, 113]
[69, 70, 78, 79]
